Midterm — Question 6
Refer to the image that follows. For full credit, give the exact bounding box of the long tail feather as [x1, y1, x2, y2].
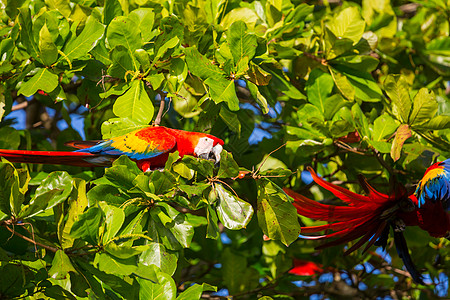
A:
[286, 168, 400, 255]
[306, 167, 373, 205]
[393, 231, 424, 284]
[0, 149, 104, 167]
[65, 140, 102, 149]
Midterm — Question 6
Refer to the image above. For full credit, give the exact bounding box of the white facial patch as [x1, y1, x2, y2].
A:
[194, 137, 214, 159]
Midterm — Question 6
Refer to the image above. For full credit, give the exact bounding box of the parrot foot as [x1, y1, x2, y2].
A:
[393, 219, 406, 232]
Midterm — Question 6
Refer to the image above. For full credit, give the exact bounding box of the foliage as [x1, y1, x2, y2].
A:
[0, 0, 449, 299]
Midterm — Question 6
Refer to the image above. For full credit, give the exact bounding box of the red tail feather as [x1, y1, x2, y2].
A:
[285, 168, 400, 254]
[0, 149, 102, 167]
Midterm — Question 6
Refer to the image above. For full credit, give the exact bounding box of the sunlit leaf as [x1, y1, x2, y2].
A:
[256, 179, 301, 246]
[215, 183, 253, 230]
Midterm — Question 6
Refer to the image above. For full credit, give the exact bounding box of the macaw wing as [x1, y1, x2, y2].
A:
[78, 127, 177, 160]
[415, 159, 450, 209]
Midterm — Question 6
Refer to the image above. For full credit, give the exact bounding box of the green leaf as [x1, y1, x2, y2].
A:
[329, 68, 355, 101]
[265, 66, 305, 100]
[176, 284, 202, 300]
[206, 205, 220, 239]
[0, 264, 25, 298]
[328, 7, 365, 43]
[87, 184, 128, 207]
[101, 202, 125, 243]
[390, 124, 412, 162]
[113, 80, 154, 124]
[247, 81, 269, 114]
[372, 114, 398, 141]
[184, 47, 225, 81]
[333, 66, 382, 102]
[205, 77, 240, 111]
[137, 270, 176, 300]
[39, 23, 58, 66]
[217, 150, 240, 178]
[219, 106, 241, 134]
[139, 242, 178, 276]
[176, 284, 216, 300]
[323, 94, 347, 121]
[18, 68, 58, 97]
[221, 248, 259, 294]
[330, 55, 379, 73]
[19, 171, 73, 218]
[0, 85, 5, 121]
[0, 161, 24, 216]
[256, 179, 301, 246]
[246, 63, 272, 86]
[184, 47, 239, 110]
[96, 252, 137, 276]
[76, 260, 135, 299]
[145, 73, 165, 90]
[103, 0, 123, 25]
[58, 179, 88, 249]
[128, 8, 155, 42]
[154, 16, 183, 61]
[62, 16, 105, 62]
[306, 69, 334, 114]
[18, 8, 39, 59]
[351, 103, 370, 140]
[181, 156, 215, 178]
[105, 155, 141, 188]
[101, 117, 148, 139]
[157, 203, 194, 248]
[70, 207, 103, 245]
[108, 45, 136, 78]
[49, 250, 76, 280]
[107, 16, 141, 51]
[172, 162, 194, 179]
[221, 7, 260, 30]
[227, 21, 257, 65]
[154, 36, 179, 62]
[384, 75, 411, 123]
[149, 171, 177, 195]
[409, 88, 437, 126]
[105, 240, 150, 259]
[215, 183, 253, 230]
[422, 115, 450, 130]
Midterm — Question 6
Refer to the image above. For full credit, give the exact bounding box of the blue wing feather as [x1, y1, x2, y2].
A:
[415, 159, 450, 209]
[75, 127, 177, 161]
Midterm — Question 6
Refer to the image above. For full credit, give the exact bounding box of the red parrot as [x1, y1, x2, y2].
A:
[284, 161, 450, 283]
[0, 126, 224, 172]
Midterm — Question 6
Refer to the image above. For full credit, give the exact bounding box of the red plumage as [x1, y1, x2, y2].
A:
[0, 126, 224, 171]
[0, 149, 98, 167]
[284, 167, 420, 255]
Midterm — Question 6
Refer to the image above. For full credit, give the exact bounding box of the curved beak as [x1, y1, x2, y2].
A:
[211, 144, 222, 164]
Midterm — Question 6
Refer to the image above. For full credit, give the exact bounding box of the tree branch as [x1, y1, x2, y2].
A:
[3, 225, 59, 253]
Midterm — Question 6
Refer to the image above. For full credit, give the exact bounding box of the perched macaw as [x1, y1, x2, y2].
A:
[0, 126, 224, 172]
[284, 160, 450, 284]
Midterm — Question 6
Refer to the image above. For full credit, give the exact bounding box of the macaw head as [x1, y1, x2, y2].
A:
[173, 130, 224, 164]
[193, 134, 224, 164]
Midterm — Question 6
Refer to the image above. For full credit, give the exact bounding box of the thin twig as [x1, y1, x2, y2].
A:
[154, 92, 166, 126]
[3, 225, 59, 253]
[255, 143, 287, 176]
[11, 101, 28, 111]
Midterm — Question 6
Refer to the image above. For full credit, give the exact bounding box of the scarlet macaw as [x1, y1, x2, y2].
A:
[284, 160, 450, 283]
[0, 126, 224, 172]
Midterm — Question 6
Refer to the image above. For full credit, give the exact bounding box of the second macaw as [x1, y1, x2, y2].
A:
[284, 160, 450, 283]
[0, 126, 224, 172]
